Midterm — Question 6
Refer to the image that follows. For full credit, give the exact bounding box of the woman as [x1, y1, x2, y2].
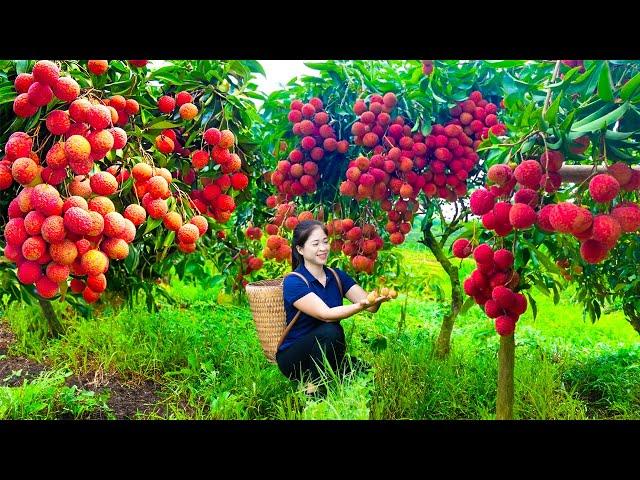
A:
[276, 220, 390, 394]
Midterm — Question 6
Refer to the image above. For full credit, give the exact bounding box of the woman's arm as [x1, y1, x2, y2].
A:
[292, 292, 385, 322]
[345, 284, 387, 313]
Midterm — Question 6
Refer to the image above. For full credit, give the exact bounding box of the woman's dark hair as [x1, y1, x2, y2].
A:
[291, 220, 328, 271]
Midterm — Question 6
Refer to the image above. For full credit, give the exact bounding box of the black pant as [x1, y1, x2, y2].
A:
[276, 322, 346, 383]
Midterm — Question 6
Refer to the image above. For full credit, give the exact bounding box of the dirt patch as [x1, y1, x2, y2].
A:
[65, 372, 163, 419]
[1, 320, 164, 419]
[0, 355, 48, 387]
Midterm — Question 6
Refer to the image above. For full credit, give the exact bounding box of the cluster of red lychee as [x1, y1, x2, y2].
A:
[3, 181, 137, 303]
[235, 251, 265, 288]
[340, 92, 482, 246]
[340, 94, 429, 244]
[2, 104, 129, 188]
[5, 91, 135, 190]
[101, 94, 140, 128]
[470, 152, 567, 237]
[447, 90, 506, 143]
[351, 92, 399, 150]
[472, 148, 640, 265]
[259, 203, 321, 263]
[545, 170, 640, 264]
[270, 97, 348, 198]
[241, 226, 266, 280]
[127, 161, 209, 253]
[156, 90, 199, 121]
[177, 127, 248, 224]
[327, 218, 384, 273]
[12, 60, 80, 118]
[455, 241, 527, 336]
[263, 234, 293, 263]
[188, 172, 248, 224]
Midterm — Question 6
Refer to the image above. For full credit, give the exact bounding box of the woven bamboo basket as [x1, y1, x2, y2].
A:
[245, 278, 287, 364]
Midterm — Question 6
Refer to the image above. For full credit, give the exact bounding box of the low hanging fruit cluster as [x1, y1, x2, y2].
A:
[470, 151, 566, 238]
[552, 168, 640, 264]
[326, 218, 385, 273]
[455, 241, 527, 336]
[270, 97, 348, 198]
[235, 249, 265, 288]
[3, 181, 137, 302]
[471, 148, 640, 264]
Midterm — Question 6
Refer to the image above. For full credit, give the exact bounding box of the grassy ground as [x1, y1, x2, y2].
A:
[1, 241, 639, 419]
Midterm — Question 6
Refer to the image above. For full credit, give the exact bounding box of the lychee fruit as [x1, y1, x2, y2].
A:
[470, 188, 496, 215]
[589, 174, 620, 203]
[514, 160, 543, 189]
[452, 238, 472, 258]
[509, 203, 537, 229]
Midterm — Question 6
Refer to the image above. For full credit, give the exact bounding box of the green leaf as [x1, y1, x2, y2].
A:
[526, 292, 538, 321]
[15, 60, 29, 74]
[597, 61, 614, 101]
[239, 60, 266, 77]
[571, 102, 630, 133]
[620, 71, 640, 100]
[124, 243, 139, 273]
[484, 60, 528, 69]
[572, 103, 614, 128]
[163, 231, 176, 247]
[459, 296, 475, 316]
[532, 276, 550, 296]
[143, 217, 163, 235]
[604, 129, 637, 140]
[303, 62, 332, 72]
[544, 93, 562, 123]
[146, 119, 182, 130]
[522, 240, 563, 276]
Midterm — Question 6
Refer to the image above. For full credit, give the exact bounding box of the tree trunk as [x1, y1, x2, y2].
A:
[496, 333, 515, 420]
[38, 298, 63, 338]
[422, 228, 463, 359]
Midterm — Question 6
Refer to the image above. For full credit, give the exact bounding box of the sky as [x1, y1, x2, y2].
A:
[254, 60, 323, 94]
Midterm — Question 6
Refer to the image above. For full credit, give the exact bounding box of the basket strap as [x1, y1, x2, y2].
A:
[327, 267, 343, 297]
[276, 272, 310, 353]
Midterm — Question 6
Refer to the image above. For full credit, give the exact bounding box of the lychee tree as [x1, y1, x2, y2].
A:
[464, 60, 640, 418]
[0, 59, 264, 334]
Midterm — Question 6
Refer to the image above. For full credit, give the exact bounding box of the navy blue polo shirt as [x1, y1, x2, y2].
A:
[279, 264, 357, 353]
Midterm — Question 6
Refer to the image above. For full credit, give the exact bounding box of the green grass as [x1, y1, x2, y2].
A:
[0, 364, 111, 419]
[1, 240, 639, 419]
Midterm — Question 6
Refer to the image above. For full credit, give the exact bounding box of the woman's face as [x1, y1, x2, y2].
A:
[297, 227, 329, 267]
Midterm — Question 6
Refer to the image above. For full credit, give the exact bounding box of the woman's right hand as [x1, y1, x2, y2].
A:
[358, 295, 390, 309]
